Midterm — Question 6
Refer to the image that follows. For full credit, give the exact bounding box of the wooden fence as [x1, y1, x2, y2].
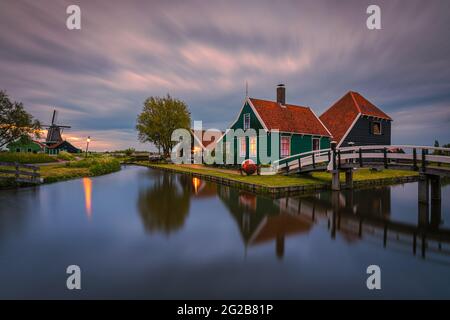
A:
[0, 162, 41, 184]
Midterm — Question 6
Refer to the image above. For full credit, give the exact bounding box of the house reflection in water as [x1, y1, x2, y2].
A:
[218, 187, 313, 259]
[82, 178, 93, 219]
[218, 185, 449, 260]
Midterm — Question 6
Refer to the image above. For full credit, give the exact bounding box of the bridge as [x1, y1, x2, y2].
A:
[269, 144, 450, 218]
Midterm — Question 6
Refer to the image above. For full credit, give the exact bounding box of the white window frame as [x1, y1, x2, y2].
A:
[371, 121, 382, 135]
[243, 113, 250, 130]
[239, 137, 246, 157]
[249, 136, 257, 158]
[280, 136, 291, 158]
[312, 137, 320, 151]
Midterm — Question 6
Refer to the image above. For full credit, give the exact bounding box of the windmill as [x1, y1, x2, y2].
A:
[42, 110, 71, 145]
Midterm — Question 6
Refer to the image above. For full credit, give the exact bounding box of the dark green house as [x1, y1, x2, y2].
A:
[222, 84, 332, 165]
[6, 137, 45, 153]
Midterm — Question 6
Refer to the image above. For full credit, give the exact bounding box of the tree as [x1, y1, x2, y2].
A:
[0, 91, 41, 148]
[136, 94, 191, 157]
[433, 140, 443, 155]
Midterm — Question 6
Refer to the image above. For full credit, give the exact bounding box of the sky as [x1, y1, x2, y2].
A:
[0, 0, 449, 151]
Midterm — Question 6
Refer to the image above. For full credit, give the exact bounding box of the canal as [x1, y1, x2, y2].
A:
[0, 165, 449, 299]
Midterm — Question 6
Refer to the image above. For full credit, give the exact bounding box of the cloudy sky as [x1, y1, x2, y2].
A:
[0, 0, 449, 151]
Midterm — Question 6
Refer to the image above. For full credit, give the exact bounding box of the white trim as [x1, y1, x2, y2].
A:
[277, 130, 331, 138]
[337, 113, 361, 148]
[310, 108, 333, 137]
[280, 135, 291, 158]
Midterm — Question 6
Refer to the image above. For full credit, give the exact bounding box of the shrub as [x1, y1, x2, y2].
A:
[65, 156, 121, 175]
[57, 151, 75, 161]
[89, 158, 121, 175]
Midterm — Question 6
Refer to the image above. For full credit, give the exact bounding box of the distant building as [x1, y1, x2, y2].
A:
[6, 137, 45, 153]
[320, 91, 392, 147]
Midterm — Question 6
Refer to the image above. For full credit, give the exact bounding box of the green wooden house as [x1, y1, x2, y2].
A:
[221, 84, 332, 165]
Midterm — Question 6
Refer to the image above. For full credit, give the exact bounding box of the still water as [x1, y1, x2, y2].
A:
[0, 165, 449, 299]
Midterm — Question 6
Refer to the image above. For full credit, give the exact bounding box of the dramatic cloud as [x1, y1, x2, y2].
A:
[0, 0, 449, 150]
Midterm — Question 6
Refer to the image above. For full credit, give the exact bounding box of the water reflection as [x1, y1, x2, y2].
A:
[82, 178, 92, 219]
[137, 172, 191, 234]
[217, 185, 449, 260]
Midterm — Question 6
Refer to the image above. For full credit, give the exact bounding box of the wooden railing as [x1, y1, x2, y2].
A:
[273, 145, 450, 175]
[272, 149, 331, 174]
[329, 145, 450, 172]
[0, 162, 41, 184]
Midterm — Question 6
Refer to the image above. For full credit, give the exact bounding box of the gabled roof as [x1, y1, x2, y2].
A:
[248, 98, 331, 136]
[319, 91, 392, 145]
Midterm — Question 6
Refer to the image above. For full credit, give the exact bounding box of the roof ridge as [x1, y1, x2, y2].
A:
[249, 97, 309, 109]
[349, 91, 362, 113]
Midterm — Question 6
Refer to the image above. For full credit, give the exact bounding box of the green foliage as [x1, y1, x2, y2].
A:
[0, 152, 56, 164]
[136, 94, 191, 157]
[0, 90, 41, 148]
[57, 151, 75, 161]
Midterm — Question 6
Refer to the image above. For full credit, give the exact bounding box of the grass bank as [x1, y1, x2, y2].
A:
[0, 157, 121, 188]
[0, 152, 57, 164]
[42, 157, 121, 183]
[134, 162, 419, 195]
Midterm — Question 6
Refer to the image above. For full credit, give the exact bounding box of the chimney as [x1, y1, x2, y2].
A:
[276, 84, 285, 105]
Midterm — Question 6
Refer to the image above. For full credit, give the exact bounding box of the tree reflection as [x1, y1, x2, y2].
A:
[138, 172, 190, 234]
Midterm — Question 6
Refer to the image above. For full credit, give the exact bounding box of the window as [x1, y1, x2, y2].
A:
[312, 138, 320, 151]
[281, 136, 290, 157]
[243, 113, 250, 130]
[371, 121, 382, 135]
[239, 137, 246, 157]
[249, 136, 257, 157]
[225, 142, 231, 154]
[27, 148, 32, 153]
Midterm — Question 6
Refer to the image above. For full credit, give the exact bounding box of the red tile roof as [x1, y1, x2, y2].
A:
[319, 91, 392, 144]
[249, 98, 331, 136]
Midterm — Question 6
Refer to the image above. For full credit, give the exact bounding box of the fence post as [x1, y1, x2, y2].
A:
[312, 152, 316, 169]
[328, 150, 331, 163]
[15, 162, 19, 181]
[297, 158, 301, 173]
[359, 148, 363, 167]
[331, 141, 337, 170]
[421, 149, 427, 172]
[383, 147, 388, 169]
[285, 161, 289, 175]
[413, 148, 418, 171]
[337, 150, 341, 169]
